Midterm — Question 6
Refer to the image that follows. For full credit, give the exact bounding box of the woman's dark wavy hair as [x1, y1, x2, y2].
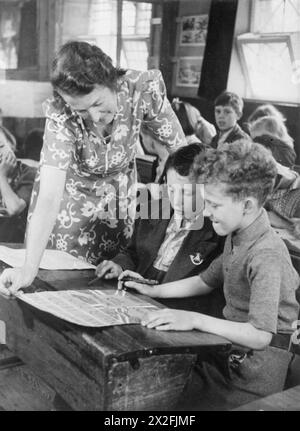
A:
[193, 139, 277, 206]
[159, 143, 208, 184]
[51, 40, 126, 101]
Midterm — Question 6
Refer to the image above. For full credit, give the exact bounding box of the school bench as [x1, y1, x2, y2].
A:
[0, 259, 231, 411]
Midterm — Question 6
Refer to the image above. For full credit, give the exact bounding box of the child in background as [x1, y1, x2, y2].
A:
[247, 103, 287, 127]
[249, 115, 296, 167]
[211, 91, 249, 148]
[171, 98, 216, 145]
[124, 140, 300, 410]
[0, 126, 37, 242]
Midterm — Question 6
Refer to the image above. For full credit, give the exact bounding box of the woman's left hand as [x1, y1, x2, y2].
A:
[141, 308, 197, 331]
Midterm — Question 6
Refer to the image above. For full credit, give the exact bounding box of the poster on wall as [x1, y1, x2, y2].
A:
[179, 14, 208, 46]
[176, 57, 203, 87]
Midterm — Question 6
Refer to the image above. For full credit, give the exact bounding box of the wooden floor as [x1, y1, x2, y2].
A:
[0, 346, 71, 411]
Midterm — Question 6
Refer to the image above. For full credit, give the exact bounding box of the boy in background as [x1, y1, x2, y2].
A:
[0, 127, 37, 242]
[211, 91, 249, 148]
[124, 140, 299, 410]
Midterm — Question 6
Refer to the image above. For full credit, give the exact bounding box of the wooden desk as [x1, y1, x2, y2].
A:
[233, 385, 300, 411]
[0, 260, 230, 411]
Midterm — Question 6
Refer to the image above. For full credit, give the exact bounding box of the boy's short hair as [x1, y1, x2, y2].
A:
[160, 143, 207, 183]
[214, 91, 244, 118]
[193, 139, 277, 206]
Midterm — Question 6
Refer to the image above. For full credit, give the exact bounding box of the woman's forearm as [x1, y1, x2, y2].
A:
[24, 196, 61, 271]
[24, 167, 66, 274]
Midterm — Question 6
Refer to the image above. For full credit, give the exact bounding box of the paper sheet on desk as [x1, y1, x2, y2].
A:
[16, 289, 159, 327]
[0, 246, 96, 270]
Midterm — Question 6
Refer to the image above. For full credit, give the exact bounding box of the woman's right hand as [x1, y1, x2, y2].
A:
[95, 260, 123, 279]
[0, 267, 37, 298]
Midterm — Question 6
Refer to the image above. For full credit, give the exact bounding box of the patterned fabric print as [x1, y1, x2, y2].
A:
[28, 70, 185, 265]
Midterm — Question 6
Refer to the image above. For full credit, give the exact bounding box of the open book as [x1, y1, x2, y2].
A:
[17, 289, 159, 328]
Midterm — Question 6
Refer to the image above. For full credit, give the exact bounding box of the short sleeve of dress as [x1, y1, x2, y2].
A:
[139, 70, 186, 150]
[200, 253, 224, 289]
[40, 99, 75, 171]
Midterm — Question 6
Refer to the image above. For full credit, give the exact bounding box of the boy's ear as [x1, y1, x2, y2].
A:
[243, 197, 257, 214]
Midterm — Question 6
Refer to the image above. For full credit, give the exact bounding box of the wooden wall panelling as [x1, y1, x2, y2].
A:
[159, 0, 179, 95]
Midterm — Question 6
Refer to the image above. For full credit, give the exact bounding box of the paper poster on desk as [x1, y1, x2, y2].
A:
[17, 289, 159, 327]
[0, 246, 96, 270]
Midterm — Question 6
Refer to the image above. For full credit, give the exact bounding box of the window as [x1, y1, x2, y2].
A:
[121, 1, 152, 70]
[237, 0, 300, 103]
[251, 0, 300, 33]
[0, 0, 38, 79]
[57, 0, 153, 71]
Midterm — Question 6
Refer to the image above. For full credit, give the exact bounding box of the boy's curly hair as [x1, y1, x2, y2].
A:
[193, 139, 278, 206]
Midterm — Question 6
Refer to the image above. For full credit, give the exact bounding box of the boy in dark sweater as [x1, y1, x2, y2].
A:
[211, 91, 249, 148]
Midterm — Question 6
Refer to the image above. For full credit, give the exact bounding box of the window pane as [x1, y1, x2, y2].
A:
[241, 40, 298, 103]
[253, 0, 300, 33]
[58, 0, 152, 69]
[0, 2, 21, 69]
[122, 2, 152, 36]
[59, 0, 118, 64]
[121, 2, 152, 70]
[121, 39, 149, 70]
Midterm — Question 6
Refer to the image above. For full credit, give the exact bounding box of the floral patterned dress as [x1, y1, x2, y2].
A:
[28, 69, 185, 264]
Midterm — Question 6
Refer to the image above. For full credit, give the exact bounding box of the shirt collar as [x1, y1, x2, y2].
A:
[231, 208, 270, 246]
[172, 213, 204, 231]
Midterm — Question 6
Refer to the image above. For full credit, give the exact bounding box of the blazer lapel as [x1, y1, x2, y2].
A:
[139, 217, 170, 276]
[163, 220, 217, 282]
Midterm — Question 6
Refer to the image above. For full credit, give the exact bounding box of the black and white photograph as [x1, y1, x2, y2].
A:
[176, 56, 203, 87]
[179, 14, 208, 46]
[0, 0, 299, 416]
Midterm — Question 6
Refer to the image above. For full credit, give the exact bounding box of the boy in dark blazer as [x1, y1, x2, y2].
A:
[95, 144, 224, 315]
[211, 91, 249, 148]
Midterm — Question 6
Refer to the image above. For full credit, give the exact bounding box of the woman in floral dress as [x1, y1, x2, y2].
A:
[0, 41, 185, 295]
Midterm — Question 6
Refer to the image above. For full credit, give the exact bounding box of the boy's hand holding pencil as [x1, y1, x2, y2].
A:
[117, 270, 159, 297]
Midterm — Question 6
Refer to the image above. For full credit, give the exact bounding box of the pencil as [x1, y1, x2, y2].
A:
[88, 276, 99, 286]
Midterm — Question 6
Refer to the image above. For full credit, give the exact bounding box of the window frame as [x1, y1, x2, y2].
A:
[0, 0, 56, 81]
[237, 24, 300, 104]
[250, 0, 300, 34]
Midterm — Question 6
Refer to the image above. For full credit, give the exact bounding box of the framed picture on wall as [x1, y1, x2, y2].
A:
[176, 57, 203, 87]
[179, 15, 208, 46]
